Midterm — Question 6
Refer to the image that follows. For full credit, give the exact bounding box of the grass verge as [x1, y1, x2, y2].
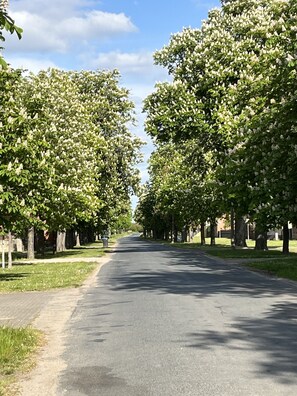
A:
[35, 241, 106, 260]
[160, 240, 289, 259]
[1, 239, 116, 292]
[189, 238, 296, 258]
[0, 326, 41, 396]
[158, 237, 297, 281]
[245, 257, 297, 281]
[0, 261, 98, 293]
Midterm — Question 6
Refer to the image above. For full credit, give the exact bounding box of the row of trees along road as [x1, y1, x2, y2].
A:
[0, 68, 142, 263]
[0, 12, 143, 265]
[136, 0, 297, 254]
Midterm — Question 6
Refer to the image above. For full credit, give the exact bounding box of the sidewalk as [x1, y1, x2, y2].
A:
[0, 290, 57, 327]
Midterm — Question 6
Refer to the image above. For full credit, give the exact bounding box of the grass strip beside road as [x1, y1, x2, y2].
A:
[0, 327, 41, 395]
[155, 237, 297, 281]
[245, 257, 297, 282]
[170, 242, 285, 259]
[0, 261, 98, 293]
[0, 238, 121, 292]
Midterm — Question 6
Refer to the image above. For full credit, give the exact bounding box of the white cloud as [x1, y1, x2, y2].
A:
[11, 0, 95, 18]
[6, 56, 59, 73]
[91, 51, 156, 74]
[87, 51, 170, 86]
[7, 11, 68, 52]
[62, 11, 137, 39]
[6, 3, 137, 53]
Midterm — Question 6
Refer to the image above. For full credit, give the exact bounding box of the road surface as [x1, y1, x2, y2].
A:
[57, 235, 297, 395]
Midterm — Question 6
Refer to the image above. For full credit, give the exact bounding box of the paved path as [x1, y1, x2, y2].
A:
[0, 290, 56, 327]
[54, 235, 297, 396]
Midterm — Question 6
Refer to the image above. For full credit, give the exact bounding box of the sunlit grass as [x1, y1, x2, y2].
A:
[191, 235, 297, 252]
[0, 326, 41, 395]
[0, 261, 98, 293]
[246, 257, 297, 281]
[160, 235, 297, 280]
[34, 240, 106, 260]
[12, 236, 125, 262]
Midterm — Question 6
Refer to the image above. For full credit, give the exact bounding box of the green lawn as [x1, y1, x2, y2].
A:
[1, 240, 110, 293]
[158, 235, 297, 258]
[157, 236, 297, 281]
[0, 261, 98, 293]
[0, 326, 41, 395]
[0, 235, 128, 292]
[36, 240, 108, 260]
[246, 257, 297, 281]
[161, 239, 291, 259]
[13, 236, 124, 262]
[193, 236, 297, 252]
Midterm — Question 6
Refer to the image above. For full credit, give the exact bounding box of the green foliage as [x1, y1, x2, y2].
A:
[0, 67, 142, 238]
[27, 69, 101, 230]
[70, 70, 143, 233]
[129, 222, 142, 232]
[141, 0, 297, 244]
[0, 68, 48, 231]
[0, 7, 23, 68]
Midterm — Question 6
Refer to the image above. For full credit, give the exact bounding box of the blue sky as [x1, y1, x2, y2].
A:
[5, 0, 221, 206]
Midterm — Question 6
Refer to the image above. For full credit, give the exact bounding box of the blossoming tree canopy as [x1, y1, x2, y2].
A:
[141, 0, 297, 252]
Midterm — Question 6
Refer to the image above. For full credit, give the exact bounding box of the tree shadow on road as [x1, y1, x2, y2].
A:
[110, 248, 297, 299]
[185, 301, 297, 384]
[109, 247, 297, 384]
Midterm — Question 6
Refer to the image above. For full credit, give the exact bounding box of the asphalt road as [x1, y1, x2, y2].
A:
[57, 235, 297, 395]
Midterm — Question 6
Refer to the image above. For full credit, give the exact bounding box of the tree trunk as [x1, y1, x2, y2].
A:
[35, 229, 45, 256]
[171, 214, 174, 243]
[255, 225, 268, 251]
[188, 226, 192, 242]
[181, 227, 187, 243]
[75, 231, 81, 247]
[210, 220, 216, 246]
[200, 222, 206, 246]
[235, 215, 247, 247]
[27, 227, 35, 260]
[174, 227, 178, 243]
[230, 208, 235, 248]
[56, 231, 66, 252]
[66, 229, 75, 249]
[1, 235, 5, 269]
[282, 223, 290, 255]
[8, 230, 12, 269]
[164, 229, 169, 241]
